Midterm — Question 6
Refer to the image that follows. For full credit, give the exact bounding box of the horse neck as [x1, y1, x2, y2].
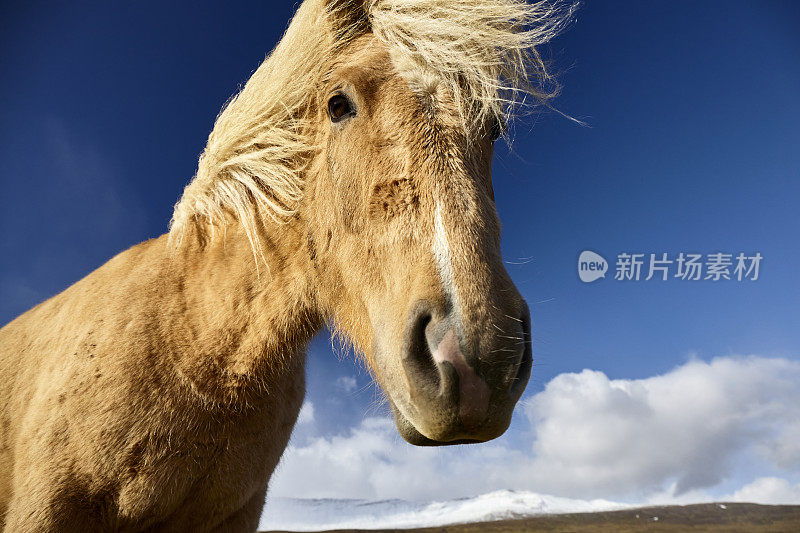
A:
[166, 218, 322, 406]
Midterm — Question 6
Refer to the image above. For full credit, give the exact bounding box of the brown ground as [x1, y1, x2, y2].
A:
[263, 502, 800, 533]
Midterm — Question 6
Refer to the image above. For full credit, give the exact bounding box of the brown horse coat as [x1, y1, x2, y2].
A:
[0, 0, 572, 530]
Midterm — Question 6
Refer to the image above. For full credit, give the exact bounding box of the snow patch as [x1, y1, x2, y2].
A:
[258, 490, 629, 531]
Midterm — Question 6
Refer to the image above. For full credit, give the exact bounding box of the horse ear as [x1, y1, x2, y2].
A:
[326, 0, 371, 37]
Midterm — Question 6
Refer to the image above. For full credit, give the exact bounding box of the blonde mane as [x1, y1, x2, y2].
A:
[169, 0, 576, 251]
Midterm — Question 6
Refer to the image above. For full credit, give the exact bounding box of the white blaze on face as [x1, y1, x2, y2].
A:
[432, 203, 491, 425]
[433, 202, 461, 314]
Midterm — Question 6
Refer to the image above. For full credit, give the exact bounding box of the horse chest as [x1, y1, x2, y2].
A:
[115, 404, 296, 530]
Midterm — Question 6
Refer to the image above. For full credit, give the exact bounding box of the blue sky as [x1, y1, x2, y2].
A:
[2, 0, 799, 509]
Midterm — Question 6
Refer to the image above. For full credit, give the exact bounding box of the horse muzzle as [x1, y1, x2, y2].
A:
[385, 299, 531, 446]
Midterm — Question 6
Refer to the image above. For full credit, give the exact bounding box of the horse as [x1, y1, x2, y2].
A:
[0, 0, 572, 530]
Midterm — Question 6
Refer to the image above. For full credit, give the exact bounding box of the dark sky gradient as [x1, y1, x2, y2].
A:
[2, 1, 799, 446]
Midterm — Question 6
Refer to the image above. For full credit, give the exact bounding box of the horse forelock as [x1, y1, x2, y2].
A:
[168, 0, 575, 256]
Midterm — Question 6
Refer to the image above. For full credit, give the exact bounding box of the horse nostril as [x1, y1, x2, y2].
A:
[402, 302, 441, 397]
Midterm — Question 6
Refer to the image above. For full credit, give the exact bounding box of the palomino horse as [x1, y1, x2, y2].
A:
[0, 0, 572, 530]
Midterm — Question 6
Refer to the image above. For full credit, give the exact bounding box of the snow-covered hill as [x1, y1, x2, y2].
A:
[258, 490, 629, 531]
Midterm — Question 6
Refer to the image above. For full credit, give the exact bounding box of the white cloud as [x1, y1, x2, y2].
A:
[523, 356, 800, 498]
[296, 401, 315, 425]
[757, 421, 800, 470]
[268, 356, 800, 504]
[335, 376, 358, 393]
[727, 477, 800, 504]
[270, 417, 530, 501]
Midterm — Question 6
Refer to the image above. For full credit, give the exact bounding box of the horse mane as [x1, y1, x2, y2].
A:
[168, 0, 576, 252]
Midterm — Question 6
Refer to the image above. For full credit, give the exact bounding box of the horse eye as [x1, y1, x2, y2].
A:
[328, 94, 354, 123]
